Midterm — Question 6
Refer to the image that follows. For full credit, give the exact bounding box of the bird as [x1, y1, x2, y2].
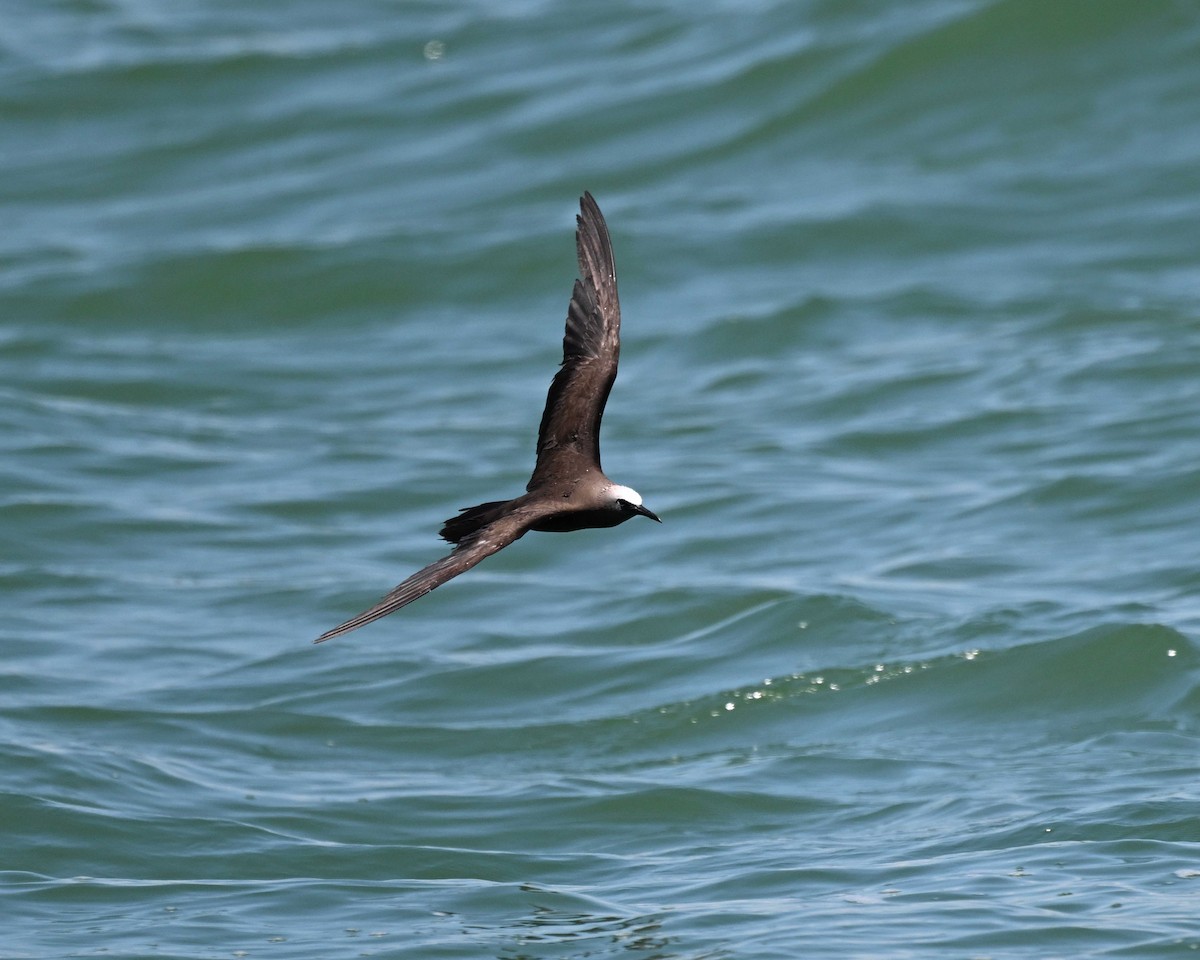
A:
[314, 192, 660, 643]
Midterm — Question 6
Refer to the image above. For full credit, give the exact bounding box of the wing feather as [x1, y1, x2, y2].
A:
[528, 192, 621, 487]
[313, 520, 527, 643]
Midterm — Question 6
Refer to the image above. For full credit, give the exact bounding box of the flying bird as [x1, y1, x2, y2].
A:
[314, 192, 660, 643]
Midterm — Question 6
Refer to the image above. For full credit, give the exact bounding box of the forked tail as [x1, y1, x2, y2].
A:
[439, 499, 514, 544]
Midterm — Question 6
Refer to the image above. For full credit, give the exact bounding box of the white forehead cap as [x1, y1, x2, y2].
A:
[608, 484, 643, 506]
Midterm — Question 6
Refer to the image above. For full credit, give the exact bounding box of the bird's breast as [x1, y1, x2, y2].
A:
[530, 508, 624, 533]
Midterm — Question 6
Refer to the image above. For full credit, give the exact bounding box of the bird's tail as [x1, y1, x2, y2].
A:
[439, 499, 513, 544]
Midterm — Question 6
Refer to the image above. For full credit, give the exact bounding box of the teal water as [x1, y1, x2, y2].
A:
[4, 1, 1200, 957]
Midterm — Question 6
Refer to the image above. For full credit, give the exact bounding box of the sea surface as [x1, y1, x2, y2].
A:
[4, 1, 1200, 957]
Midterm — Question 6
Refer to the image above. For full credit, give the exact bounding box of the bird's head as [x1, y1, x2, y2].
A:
[608, 484, 662, 524]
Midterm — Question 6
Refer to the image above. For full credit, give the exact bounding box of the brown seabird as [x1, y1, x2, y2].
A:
[314, 192, 660, 643]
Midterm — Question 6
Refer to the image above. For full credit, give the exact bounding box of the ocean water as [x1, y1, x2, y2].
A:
[4, 0, 1200, 957]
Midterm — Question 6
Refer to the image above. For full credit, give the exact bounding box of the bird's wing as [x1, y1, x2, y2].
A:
[313, 514, 531, 643]
[528, 192, 621, 489]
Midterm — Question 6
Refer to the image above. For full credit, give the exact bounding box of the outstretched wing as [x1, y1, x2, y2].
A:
[313, 517, 529, 643]
[528, 192, 621, 489]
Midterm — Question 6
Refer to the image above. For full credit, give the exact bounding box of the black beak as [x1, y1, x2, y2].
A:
[633, 503, 662, 523]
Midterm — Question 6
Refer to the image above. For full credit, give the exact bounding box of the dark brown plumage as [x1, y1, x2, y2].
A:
[314, 193, 659, 643]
